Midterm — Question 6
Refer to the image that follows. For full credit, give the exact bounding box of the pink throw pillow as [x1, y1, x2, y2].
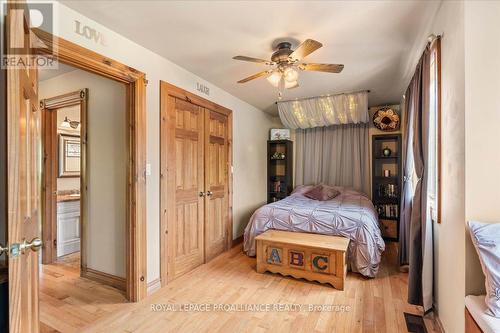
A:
[292, 185, 315, 195]
[304, 184, 340, 201]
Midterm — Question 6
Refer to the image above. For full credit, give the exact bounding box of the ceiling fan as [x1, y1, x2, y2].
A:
[233, 39, 344, 99]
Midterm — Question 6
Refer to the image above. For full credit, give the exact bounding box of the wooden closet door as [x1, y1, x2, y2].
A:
[204, 109, 229, 262]
[165, 96, 205, 281]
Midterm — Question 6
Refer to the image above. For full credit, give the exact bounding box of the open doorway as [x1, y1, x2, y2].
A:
[4, 7, 147, 329]
[41, 86, 85, 266]
[38, 61, 129, 331]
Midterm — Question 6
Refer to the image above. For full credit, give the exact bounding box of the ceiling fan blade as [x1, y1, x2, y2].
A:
[299, 63, 344, 73]
[289, 39, 323, 61]
[237, 70, 271, 83]
[233, 56, 273, 65]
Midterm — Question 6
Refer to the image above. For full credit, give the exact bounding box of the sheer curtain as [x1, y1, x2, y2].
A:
[295, 123, 370, 195]
[278, 91, 368, 129]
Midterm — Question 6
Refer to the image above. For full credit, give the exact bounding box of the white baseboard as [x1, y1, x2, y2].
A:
[57, 239, 80, 257]
[147, 278, 161, 296]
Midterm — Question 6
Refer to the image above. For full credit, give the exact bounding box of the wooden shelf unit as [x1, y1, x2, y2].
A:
[372, 134, 402, 241]
[267, 140, 293, 203]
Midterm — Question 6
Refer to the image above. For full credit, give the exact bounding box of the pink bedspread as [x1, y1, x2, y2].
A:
[244, 187, 385, 277]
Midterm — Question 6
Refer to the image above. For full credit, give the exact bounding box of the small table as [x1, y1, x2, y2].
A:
[255, 230, 350, 290]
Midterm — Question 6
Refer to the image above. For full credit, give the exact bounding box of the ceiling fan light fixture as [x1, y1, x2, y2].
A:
[266, 70, 282, 87]
[283, 66, 299, 83]
[285, 80, 298, 89]
[233, 38, 344, 98]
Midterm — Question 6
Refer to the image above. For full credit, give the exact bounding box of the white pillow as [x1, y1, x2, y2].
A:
[468, 221, 500, 317]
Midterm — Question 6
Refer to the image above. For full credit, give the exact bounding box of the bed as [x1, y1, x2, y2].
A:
[466, 295, 500, 333]
[244, 186, 385, 278]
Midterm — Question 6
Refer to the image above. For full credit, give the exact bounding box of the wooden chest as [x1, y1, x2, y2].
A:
[255, 230, 350, 290]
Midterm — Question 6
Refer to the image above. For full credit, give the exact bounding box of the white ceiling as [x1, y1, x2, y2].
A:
[61, 0, 440, 114]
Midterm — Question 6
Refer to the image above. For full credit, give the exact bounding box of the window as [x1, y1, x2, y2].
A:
[428, 37, 441, 223]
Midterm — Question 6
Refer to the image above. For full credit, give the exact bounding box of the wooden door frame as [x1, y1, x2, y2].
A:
[41, 89, 87, 265]
[32, 28, 147, 301]
[159, 81, 233, 286]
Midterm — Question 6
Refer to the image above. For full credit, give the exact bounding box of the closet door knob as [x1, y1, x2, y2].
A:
[199, 191, 206, 197]
[20, 237, 43, 254]
[207, 191, 213, 197]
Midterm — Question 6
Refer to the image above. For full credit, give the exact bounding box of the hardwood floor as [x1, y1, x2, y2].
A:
[73, 242, 441, 333]
[39, 253, 127, 333]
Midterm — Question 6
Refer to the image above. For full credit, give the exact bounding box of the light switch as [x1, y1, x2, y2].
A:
[146, 163, 152, 176]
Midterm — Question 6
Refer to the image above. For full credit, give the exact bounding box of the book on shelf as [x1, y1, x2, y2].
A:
[376, 184, 399, 199]
[376, 204, 399, 219]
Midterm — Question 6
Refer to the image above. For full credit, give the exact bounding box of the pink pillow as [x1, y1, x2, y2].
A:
[304, 185, 340, 201]
[292, 185, 315, 195]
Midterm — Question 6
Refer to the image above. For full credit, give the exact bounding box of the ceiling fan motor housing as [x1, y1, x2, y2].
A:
[271, 42, 294, 64]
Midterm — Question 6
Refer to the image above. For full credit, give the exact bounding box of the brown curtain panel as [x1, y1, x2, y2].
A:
[406, 47, 434, 311]
[399, 89, 414, 266]
[295, 123, 370, 195]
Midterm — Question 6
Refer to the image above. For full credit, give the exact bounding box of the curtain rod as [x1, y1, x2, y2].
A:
[275, 89, 371, 104]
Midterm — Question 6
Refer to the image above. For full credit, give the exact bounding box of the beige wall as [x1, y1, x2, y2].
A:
[402, 1, 466, 332]
[233, 115, 282, 238]
[431, 3, 466, 332]
[52, 2, 278, 283]
[464, 0, 500, 295]
[40, 69, 127, 278]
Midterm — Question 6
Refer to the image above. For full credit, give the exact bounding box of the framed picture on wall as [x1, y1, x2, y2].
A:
[270, 128, 291, 140]
[58, 134, 81, 177]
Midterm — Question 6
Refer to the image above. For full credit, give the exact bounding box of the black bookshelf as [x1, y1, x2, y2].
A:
[267, 140, 293, 203]
[372, 134, 402, 241]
